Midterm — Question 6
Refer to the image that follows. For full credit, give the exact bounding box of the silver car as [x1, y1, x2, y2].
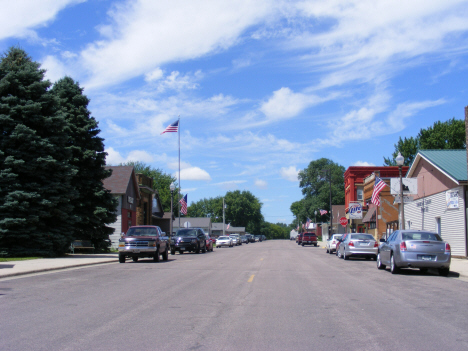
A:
[338, 233, 378, 260]
[377, 230, 451, 276]
[326, 234, 342, 254]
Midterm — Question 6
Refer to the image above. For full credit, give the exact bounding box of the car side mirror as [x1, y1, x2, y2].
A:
[161, 232, 166, 236]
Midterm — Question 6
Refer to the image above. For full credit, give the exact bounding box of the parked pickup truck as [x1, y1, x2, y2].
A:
[118, 225, 169, 263]
[301, 232, 318, 247]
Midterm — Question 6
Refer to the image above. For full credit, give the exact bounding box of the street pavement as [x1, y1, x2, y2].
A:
[2, 240, 468, 351]
[1, 241, 468, 279]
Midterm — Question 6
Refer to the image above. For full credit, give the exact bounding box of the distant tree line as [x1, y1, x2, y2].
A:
[0, 47, 117, 256]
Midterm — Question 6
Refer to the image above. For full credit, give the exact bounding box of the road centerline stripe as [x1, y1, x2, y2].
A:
[248, 275, 255, 283]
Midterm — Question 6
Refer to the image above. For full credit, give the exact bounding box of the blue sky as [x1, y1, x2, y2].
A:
[2, 0, 468, 224]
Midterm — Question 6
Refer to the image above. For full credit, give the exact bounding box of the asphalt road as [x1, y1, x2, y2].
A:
[1, 240, 468, 351]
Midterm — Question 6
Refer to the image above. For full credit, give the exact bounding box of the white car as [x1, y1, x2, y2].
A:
[216, 236, 233, 248]
[326, 234, 343, 254]
[230, 234, 241, 245]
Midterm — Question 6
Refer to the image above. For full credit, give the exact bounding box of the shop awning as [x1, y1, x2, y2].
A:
[362, 205, 376, 223]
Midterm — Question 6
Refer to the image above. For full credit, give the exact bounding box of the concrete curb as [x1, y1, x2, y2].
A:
[0, 259, 117, 279]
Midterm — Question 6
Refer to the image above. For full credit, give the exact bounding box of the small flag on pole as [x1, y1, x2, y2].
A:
[227, 223, 230, 230]
[320, 209, 328, 216]
[371, 176, 387, 206]
[179, 194, 187, 215]
[306, 217, 311, 229]
[161, 120, 179, 134]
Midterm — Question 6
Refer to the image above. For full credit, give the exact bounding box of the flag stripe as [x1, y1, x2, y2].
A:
[179, 194, 187, 215]
[161, 120, 179, 134]
[371, 177, 387, 206]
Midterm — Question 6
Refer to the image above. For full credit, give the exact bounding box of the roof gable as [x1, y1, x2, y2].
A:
[407, 150, 467, 184]
[103, 166, 141, 199]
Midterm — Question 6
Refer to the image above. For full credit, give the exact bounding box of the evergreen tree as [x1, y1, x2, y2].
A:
[0, 48, 77, 256]
[51, 77, 117, 251]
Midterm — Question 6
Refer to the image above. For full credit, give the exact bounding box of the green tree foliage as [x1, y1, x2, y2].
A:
[260, 222, 290, 239]
[383, 136, 418, 166]
[187, 191, 264, 233]
[187, 196, 223, 220]
[121, 161, 178, 214]
[224, 190, 264, 233]
[51, 77, 117, 251]
[384, 118, 466, 166]
[0, 48, 78, 256]
[298, 158, 345, 223]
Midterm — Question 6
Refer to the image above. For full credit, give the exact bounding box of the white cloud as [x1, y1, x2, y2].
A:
[41, 55, 69, 82]
[80, 0, 277, 88]
[144, 67, 164, 82]
[353, 161, 375, 166]
[260, 87, 319, 120]
[255, 179, 268, 189]
[280, 166, 299, 182]
[214, 180, 247, 190]
[178, 167, 212, 181]
[105, 147, 154, 165]
[0, 0, 84, 40]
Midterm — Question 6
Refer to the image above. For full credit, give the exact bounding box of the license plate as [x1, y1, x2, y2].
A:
[420, 255, 433, 261]
[180, 247, 185, 251]
[133, 249, 140, 253]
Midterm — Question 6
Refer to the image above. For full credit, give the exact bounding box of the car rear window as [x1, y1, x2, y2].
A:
[402, 232, 442, 241]
[176, 229, 198, 237]
[350, 234, 374, 240]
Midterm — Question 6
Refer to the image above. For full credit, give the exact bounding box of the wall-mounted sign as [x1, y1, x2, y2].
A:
[393, 195, 414, 204]
[349, 202, 362, 219]
[390, 178, 418, 195]
[446, 190, 459, 209]
[127, 196, 134, 204]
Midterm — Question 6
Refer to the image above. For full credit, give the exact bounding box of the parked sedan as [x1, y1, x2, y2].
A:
[205, 234, 214, 252]
[377, 230, 451, 276]
[216, 236, 233, 248]
[335, 233, 348, 256]
[241, 235, 249, 244]
[338, 233, 378, 260]
[326, 234, 342, 254]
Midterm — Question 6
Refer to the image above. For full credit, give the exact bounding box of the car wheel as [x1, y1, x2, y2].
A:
[329, 249, 334, 255]
[196, 244, 201, 254]
[314, 243, 318, 247]
[132, 257, 139, 262]
[153, 249, 160, 262]
[439, 268, 450, 276]
[337, 249, 341, 258]
[171, 249, 175, 255]
[302, 243, 304, 246]
[390, 254, 399, 274]
[119, 254, 125, 263]
[343, 250, 349, 260]
[162, 247, 169, 261]
[179, 250, 184, 254]
[326, 248, 329, 253]
[202, 244, 207, 253]
[377, 253, 386, 270]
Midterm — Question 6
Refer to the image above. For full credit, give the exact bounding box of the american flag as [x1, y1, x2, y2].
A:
[227, 223, 230, 230]
[371, 176, 387, 206]
[179, 194, 187, 215]
[306, 217, 311, 229]
[320, 209, 328, 215]
[160, 120, 179, 134]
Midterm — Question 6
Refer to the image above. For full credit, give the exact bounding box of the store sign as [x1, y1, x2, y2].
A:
[349, 202, 362, 219]
[390, 178, 418, 195]
[446, 190, 459, 209]
[127, 196, 134, 204]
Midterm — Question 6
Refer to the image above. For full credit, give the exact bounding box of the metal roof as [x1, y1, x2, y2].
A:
[407, 150, 467, 183]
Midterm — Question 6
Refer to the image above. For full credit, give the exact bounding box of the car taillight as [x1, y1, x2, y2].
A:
[332, 240, 335, 244]
[400, 241, 407, 251]
[445, 243, 451, 252]
[374, 241, 378, 248]
[348, 241, 354, 247]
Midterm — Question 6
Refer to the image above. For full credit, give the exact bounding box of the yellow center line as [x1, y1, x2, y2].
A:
[248, 275, 255, 283]
[260, 258, 264, 261]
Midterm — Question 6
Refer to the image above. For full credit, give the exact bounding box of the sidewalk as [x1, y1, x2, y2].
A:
[0, 253, 118, 279]
[317, 241, 468, 279]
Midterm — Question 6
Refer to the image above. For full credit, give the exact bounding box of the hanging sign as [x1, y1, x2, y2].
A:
[446, 190, 459, 209]
[348, 202, 362, 219]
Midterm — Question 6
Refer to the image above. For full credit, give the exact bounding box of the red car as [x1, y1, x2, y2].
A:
[205, 234, 214, 252]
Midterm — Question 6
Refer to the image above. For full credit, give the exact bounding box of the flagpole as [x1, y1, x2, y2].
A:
[178, 116, 181, 229]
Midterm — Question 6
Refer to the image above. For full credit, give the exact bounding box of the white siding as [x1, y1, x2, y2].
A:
[404, 186, 466, 257]
[109, 195, 122, 249]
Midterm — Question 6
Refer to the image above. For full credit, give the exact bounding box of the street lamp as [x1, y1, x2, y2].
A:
[223, 198, 227, 236]
[321, 168, 332, 239]
[396, 152, 405, 230]
[170, 182, 175, 235]
[314, 210, 317, 228]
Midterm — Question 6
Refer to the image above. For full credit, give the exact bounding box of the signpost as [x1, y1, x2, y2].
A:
[393, 195, 414, 204]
